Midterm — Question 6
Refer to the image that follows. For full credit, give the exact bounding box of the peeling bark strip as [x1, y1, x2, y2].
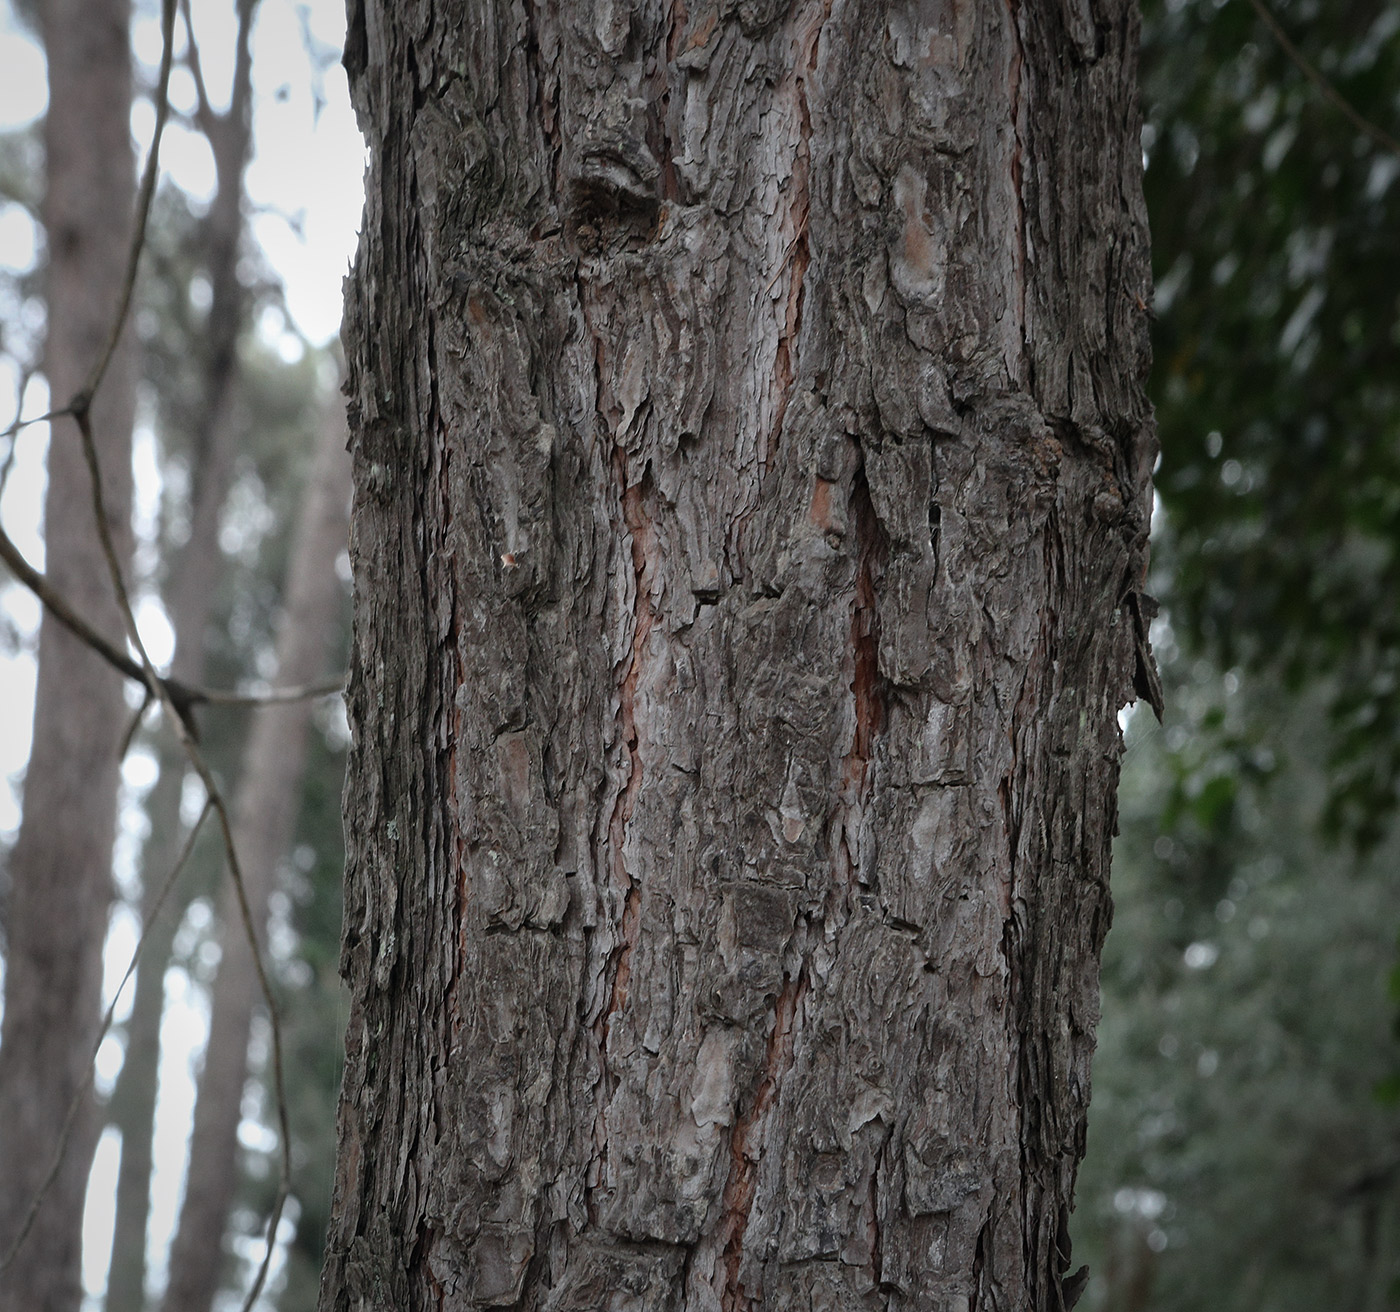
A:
[322, 2, 1155, 1310]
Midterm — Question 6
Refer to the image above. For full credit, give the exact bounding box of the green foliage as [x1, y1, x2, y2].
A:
[270, 715, 350, 1310]
[1144, 0, 1400, 845]
[1078, 664, 1400, 1311]
[1075, 2, 1400, 1305]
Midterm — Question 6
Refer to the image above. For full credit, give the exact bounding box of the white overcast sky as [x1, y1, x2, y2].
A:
[0, 0, 365, 1304]
[0, 0, 364, 333]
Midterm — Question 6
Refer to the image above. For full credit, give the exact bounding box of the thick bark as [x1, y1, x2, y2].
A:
[159, 390, 350, 1312]
[322, 3, 1154, 1310]
[105, 10, 259, 1307]
[0, 0, 136, 1308]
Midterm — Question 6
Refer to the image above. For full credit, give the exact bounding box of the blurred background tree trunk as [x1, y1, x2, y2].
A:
[103, 6, 260, 1307]
[161, 386, 349, 1312]
[0, 0, 136, 1306]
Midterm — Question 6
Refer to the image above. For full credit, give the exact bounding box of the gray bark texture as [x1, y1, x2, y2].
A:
[321, 2, 1156, 1309]
[105, 9, 259, 1305]
[0, 0, 136, 1307]
[160, 389, 351, 1312]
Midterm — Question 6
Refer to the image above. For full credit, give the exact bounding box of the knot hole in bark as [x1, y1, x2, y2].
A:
[565, 130, 662, 252]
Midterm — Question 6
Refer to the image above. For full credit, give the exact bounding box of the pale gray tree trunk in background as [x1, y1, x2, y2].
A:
[321, 2, 1156, 1309]
[160, 390, 350, 1312]
[0, 0, 136, 1307]
[104, 6, 260, 1307]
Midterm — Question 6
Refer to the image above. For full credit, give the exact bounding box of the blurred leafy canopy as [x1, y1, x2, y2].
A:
[1072, 2, 1400, 1306]
[1078, 669, 1400, 1311]
[1145, 0, 1400, 846]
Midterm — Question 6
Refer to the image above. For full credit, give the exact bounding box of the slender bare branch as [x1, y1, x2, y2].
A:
[0, 516, 344, 725]
[210, 777, 290, 1312]
[0, 363, 37, 496]
[61, 0, 293, 1284]
[1247, 0, 1400, 158]
[73, 0, 177, 417]
[201, 675, 347, 706]
[0, 519, 148, 685]
[0, 798, 214, 1275]
[76, 393, 291, 1312]
[178, 0, 219, 138]
[0, 403, 73, 445]
[230, 0, 257, 138]
[1, 0, 298, 1297]
[179, 0, 256, 158]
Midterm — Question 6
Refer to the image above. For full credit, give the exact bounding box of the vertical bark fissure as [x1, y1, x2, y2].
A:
[598, 466, 654, 1042]
[865, 1131, 889, 1292]
[572, 247, 657, 1217]
[831, 455, 887, 904]
[1004, 0, 1030, 381]
[522, 0, 562, 186]
[734, 0, 831, 582]
[761, 1, 828, 479]
[665, 0, 687, 60]
[714, 968, 808, 1312]
[440, 428, 471, 1024]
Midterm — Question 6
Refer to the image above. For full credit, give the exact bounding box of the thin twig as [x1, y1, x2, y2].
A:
[178, 0, 219, 139]
[76, 368, 291, 1312]
[1, 0, 294, 1298]
[0, 799, 214, 1275]
[118, 689, 158, 761]
[200, 676, 347, 706]
[0, 519, 149, 683]
[210, 777, 290, 1312]
[0, 363, 36, 497]
[76, 398, 291, 1312]
[72, 0, 176, 416]
[0, 403, 73, 444]
[0, 517, 344, 724]
[64, 0, 292, 1280]
[1246, 0, 1400, 158]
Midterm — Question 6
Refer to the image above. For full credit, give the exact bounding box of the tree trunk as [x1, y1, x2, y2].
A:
[102, 352, 244, 1312]
[160, 388, 350, 1312]
[321, 3, 1155, 1309]
[0, 0, 136, 1308]
[105, 9, 259, 1306]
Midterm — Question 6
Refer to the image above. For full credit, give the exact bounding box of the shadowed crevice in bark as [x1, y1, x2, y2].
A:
[588, 463, 658, 1224]
[835, 455, 889, 897]
[714, 967, 807, 1312]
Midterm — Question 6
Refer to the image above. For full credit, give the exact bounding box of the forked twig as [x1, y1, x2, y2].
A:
[79, 397, 293, 1308]
[71, 0, 175, 420]
[0, 0, 296, 1302]
[0, 363, 36, 495]
[1, 403, 73, 444]
[179, 0, 219, 138]
[0, 503, 342, 731]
